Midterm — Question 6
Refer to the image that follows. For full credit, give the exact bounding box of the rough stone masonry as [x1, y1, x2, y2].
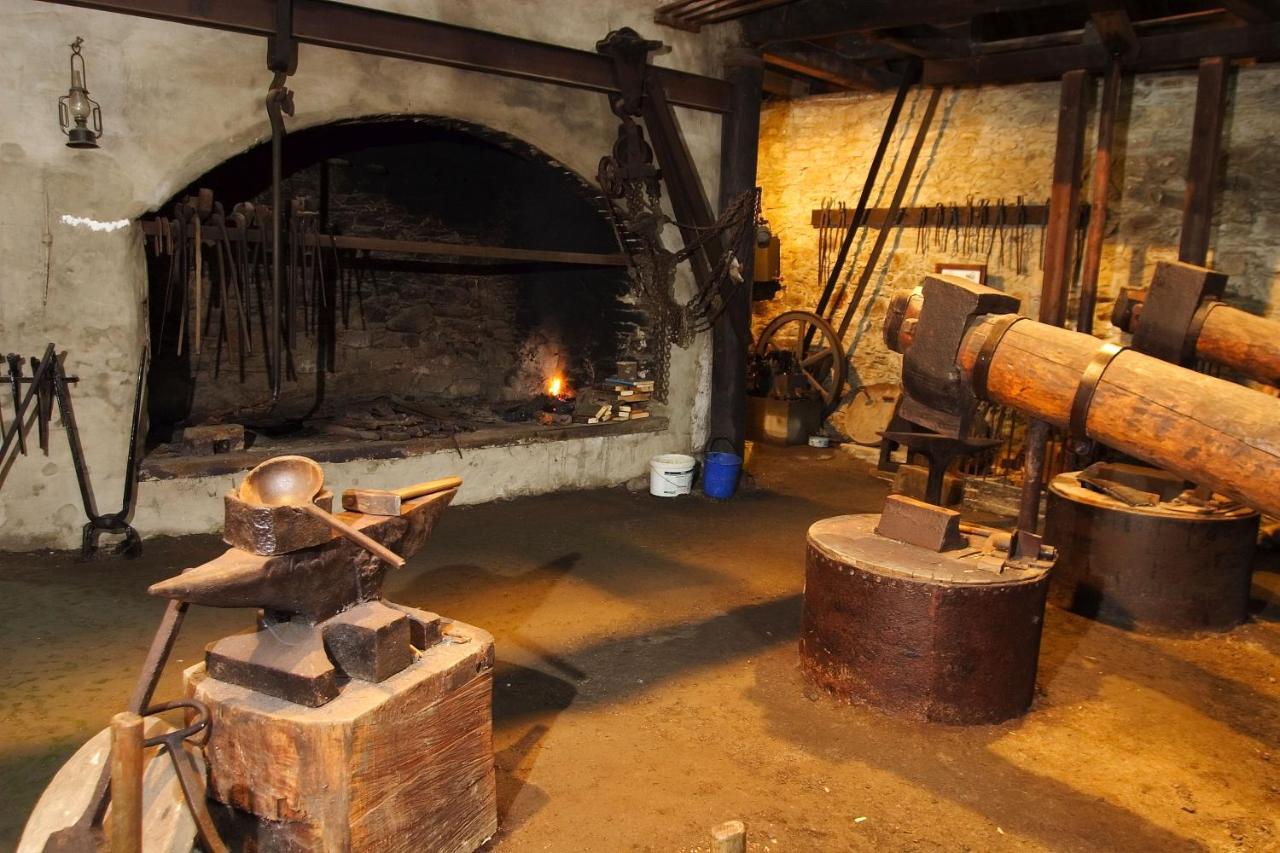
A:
[754, 67, 1280, 427]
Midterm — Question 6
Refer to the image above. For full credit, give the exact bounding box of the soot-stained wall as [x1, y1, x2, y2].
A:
[0, 0, 735, 548]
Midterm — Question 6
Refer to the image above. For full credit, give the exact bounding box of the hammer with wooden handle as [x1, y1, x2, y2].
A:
[342, 476, 463, 516]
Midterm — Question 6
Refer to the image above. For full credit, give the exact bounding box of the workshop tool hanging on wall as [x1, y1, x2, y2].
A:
[147, 191, 353, 395]
[594, 28, 758, 402]
[809, 197, 1061, 278]
[267, 0, 298, 400]
[0, 345, 147, 558]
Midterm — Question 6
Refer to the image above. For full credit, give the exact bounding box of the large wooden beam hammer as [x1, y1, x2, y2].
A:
[342, 477, 462, 516]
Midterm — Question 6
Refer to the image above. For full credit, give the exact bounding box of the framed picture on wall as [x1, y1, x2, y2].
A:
[935, 262, 987, 284]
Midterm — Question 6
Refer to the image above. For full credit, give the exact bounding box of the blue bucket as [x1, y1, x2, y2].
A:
[702, 451, 743, 500]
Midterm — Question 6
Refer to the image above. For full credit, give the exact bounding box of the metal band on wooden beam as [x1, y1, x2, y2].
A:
[1069, 342, 1126, 438]
[970, 315, 1026, 401]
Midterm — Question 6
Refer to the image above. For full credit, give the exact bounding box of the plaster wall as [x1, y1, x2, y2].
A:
[755, 66, 1280, 411]
[0, 0, 735, 548]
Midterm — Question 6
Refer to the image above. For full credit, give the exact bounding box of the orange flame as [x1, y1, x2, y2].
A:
[547, 375, 564, 397]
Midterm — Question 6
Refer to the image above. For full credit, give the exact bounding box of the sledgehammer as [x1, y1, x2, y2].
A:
[341, 477, 463, 516]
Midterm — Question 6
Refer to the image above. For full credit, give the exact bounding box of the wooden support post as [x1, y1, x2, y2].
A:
[1077, 60, 1121, 334]
[109, 712, 144, 853]
[710, 48, 763, 452]
[1041, 70, 1089, 328]
[1018, 419, 1051, 534]
[1179, 57, 1231, 266]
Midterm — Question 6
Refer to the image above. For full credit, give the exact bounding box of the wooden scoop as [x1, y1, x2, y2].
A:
[239, 455, 405, 568]
[342, 476, 463, 516]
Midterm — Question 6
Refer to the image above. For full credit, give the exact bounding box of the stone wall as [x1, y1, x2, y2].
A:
[755, 65, 1280, 412]
[0, 0, 734, 549]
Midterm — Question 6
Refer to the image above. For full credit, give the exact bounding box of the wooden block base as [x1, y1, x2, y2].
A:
[1044, 472, 1258, 634]
[801, 514, 1051, 725]
[186, 618, 497, 852]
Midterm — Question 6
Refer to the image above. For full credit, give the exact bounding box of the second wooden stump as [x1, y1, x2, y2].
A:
[800, 514, 1051, 725]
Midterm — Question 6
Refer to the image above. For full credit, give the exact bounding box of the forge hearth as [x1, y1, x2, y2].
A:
[143, 117, 658, 469]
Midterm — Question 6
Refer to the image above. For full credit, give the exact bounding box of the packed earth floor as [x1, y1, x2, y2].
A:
[1, 445, 1277, 851]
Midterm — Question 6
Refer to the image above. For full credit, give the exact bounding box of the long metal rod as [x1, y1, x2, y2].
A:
[835, 86, 944, 341]
[1077, 59, 1121, 334]
[809, 63, 917, 344]
[34, 0, 732, 113]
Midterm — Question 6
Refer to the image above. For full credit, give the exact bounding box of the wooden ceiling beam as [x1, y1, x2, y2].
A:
[922, 21, 1280, 84]
[742, 0, 1058, 45]
[865, 25, 975, 58]
[763, 47, 901, 90]
[1217, 0, 1280, 24]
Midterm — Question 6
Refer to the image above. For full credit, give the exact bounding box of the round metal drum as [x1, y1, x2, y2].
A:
[800, 514, 1051, 725]
[1044, 467, 1258, 634]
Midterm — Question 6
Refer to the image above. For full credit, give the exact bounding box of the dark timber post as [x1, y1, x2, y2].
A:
[1077, 60, 1121, 335]
[1025, 69, 1088, 534]
[1180, 57, 1231, 266]
[711, 48, 763, 453]
[1040, 69, 1089, 328]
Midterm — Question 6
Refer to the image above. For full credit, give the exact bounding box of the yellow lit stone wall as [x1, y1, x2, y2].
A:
[754, 65, 1280, 399]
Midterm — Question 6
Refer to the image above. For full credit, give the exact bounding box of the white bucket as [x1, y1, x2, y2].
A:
[649, 453, 696, 497]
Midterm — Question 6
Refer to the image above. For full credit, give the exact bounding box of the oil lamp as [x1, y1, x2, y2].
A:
[57, 37, 103, 149]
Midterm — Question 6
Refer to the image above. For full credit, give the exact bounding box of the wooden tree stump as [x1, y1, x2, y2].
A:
[187, 618, 497, 852]
[800, 515, 1052, 725]
[1045, 471, 1258, 633]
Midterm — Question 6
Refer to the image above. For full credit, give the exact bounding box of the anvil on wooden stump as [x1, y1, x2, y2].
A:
[150, 488, 456, 706]
[152, 482, 498, 851]
[800, 496, 1058, 724]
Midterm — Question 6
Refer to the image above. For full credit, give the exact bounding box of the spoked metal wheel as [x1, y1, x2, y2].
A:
[754, 310, 848, 417]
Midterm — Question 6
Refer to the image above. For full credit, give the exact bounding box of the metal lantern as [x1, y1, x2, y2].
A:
[57, 37, 102, 149]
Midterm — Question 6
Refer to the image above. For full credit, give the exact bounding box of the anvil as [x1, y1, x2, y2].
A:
[148, 487, 458, 706]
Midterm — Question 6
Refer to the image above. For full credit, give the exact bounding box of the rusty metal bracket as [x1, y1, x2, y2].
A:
[1069, 342, 1125, 440]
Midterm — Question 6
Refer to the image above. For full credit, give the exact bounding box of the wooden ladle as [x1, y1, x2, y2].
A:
[239, 455, 405, 568]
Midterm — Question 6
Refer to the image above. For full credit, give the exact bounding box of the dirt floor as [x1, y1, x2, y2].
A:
[1, 444, 1277, 851]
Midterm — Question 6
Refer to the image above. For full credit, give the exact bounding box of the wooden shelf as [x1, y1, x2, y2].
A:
[810, 203, 1090, 229]
[139, 219, 628, 268]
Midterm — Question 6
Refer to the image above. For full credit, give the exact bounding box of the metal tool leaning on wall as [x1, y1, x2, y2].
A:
[0, 345, 148, 558]
[884, 274, 1280, 519]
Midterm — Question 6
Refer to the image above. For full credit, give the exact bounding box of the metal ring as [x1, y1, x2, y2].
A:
[142, 698, 211, 748]
[971, 315, 1026, 401]
[1184, 299, 1220, 364]
[1069, 342, 1126, 439]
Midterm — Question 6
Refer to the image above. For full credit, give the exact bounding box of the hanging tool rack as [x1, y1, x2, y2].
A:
[140, 191, 631, 392]
[0, 346, 148, 558]
[811, 200, 1091, 275]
